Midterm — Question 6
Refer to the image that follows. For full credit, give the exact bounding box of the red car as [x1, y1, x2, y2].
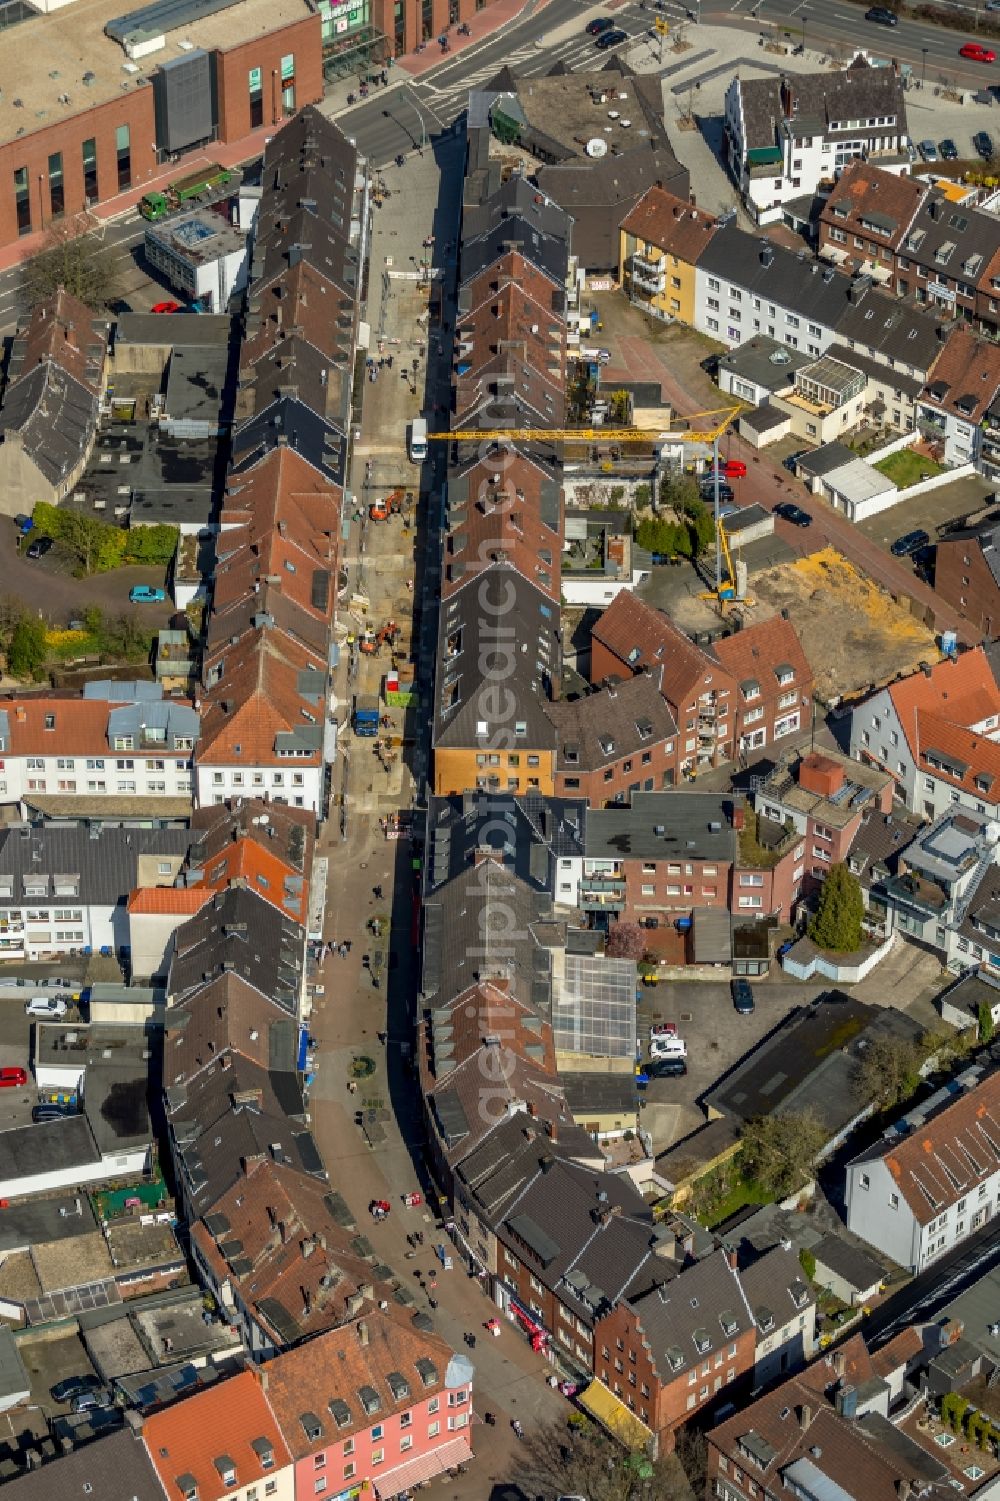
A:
[708, 459, 747, 479]
[0, 1067, 27, 1088]
[151, 301, 181, 314]
[960, 42, 996, 62]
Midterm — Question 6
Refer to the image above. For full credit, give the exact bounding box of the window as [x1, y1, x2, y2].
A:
[342, 1464, 356, 1481]
[115, 123, 131, 191]
[48, 151, 64, 219]
[280, 52, 296, 114]
[249, 65, 264, 128]
[889, 1192, 899, 1209]
[371, 1449, 384, 1467]
[428, 1421, 440, 1438]
[82, 137, 98, 203]
[13, 166, 30, 236]
[314, 1482, 327, 1496]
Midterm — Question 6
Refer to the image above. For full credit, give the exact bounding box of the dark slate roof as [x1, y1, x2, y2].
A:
[170, 1059, 320, 1216]
[847, 808, 919, 885]
[545, 676, 678, 773]
[812, 1233, 885, 1291]
[537, 144, 688, 270]
[0, 1113, 100, 1178]
[737, 76, 783, 152]
[0, 1427, 165, 1500]
[826, 342, 923, 401]
[832, 288, 946, 376]
[460, 175, 572, 266]
[0, 824, 190, 910]
[434, 567, 560, 751]
[956, 861, 1000, 946]
[168, 886, 304, 1013]
[0, 362, 98, 487]
[561, 1071, 639, 1117]
[232, 397, 347, 485]
[459, 209, 570, 291]
[739, 1243, 812, 1334]
[697, 224, 852, 328]
[794, 440, 857, 478]
[421, 857, 553, 1009]
[424, 792, 586, 895]
[585, 791, 737, 864]
[738, 63, 905, 151]
[626, 1248, 752, 1380]
[719, 336, 813, 393]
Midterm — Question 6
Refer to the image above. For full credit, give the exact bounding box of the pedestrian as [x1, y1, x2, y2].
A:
[512, 1419, 524, 1440]
[348, 1080, 357, 1095]
[468, 1333, 476, 1349]
[374, 884, 383, 900]
[484, 1411, 495, 1427]
[345, 940, 352, 953]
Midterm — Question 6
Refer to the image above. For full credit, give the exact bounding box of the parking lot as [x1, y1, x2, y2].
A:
[856, 472, 998, 555]
[0, 522, 171, 629]
[17, 1331, 99, 1421]
[637, 978, 830, 1152]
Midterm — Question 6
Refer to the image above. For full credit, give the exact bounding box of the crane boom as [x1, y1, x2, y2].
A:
[427, 405, 742, 446]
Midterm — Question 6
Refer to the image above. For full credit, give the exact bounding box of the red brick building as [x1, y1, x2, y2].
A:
[590, 594, 815, 774]
[934, 515, 1000, 639]
[545, 674, 680, 805]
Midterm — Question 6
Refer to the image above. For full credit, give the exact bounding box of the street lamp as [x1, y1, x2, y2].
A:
[921, 47, 928, 91]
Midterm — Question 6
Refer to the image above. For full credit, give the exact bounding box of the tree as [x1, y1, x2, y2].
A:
[853, 1033, 922, 1112]
[658, 470, 701, 512]
[6, 616, 47, 680]
[738, 1112, 826, 1199]
[605, 922, 647, 961]
[22, 215, 124, 312]
[799, 1247, 816, 1281]
[808, 863, 864, 952]
[980, 1000, 996, 1045]
[512, 1414, 685, 1501]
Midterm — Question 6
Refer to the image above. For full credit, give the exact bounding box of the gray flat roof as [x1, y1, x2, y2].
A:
[585, 791, 737, 864]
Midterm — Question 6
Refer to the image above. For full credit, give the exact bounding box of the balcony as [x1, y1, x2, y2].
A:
[629, 258, 666, 295]
[883, 871, 951, 919]
[580, 880, 626, 911]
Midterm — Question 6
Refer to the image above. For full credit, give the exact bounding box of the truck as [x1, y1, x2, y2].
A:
[139, 164, 233, 222]
[352, 695, 380, 737]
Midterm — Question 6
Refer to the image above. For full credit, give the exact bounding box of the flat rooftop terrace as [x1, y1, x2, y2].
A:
[0, 0, 313, 148]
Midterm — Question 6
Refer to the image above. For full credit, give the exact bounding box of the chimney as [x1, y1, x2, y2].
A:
[832, 1349, 846, 1379]
[724, 1244, 738, 1270]
[896, 1483, 911, 1501]
[546, 1118, 558, 1142]
[302, 1237, 316, 1259]
[526, 1101, 537, 1118]
[798, 1404, 813, 1431]
[357, 1320, 369, 1346]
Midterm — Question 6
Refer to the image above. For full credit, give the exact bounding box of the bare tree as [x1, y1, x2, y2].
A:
[512, 1414, 683, 1501]
[605, 922, 648, 961]
[22, 214, 124, 312]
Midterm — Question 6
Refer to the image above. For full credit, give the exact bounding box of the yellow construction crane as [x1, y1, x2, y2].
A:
[427, 405, 742, 447]
[700, 518, 753, 608]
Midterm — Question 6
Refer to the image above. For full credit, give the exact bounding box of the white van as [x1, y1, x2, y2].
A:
[408, 417, 428, 463]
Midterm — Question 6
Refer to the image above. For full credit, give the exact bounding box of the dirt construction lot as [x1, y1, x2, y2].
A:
[753, 546, 938, 703]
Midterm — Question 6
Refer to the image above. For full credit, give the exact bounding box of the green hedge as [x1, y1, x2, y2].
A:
[31, 503, 177, 575]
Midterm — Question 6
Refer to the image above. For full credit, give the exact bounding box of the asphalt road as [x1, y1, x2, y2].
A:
[864, 1215, 1000, 1347]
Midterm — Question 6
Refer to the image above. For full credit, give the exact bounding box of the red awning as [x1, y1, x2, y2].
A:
[373, 1436, 473, 1498]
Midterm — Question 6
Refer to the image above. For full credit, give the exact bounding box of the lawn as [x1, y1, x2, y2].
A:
[873, 448, 945, 489]
[699, 1176, 770, 1229]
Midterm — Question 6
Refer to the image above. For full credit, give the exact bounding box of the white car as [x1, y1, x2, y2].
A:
[649, 1035, 687, 1059]
[25, 996, 67, 1020]
[649, 1023, 678, 1041]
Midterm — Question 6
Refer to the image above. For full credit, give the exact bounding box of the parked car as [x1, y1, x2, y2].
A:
[594, 27, 627, 48]
[939, 138, 959, 160]
[960, 43, 996, 63]
[0, 1067, 27, 1088]
[775, 501, 812, 527]
[918, 139, 938, 162]
[24, 996, 67, 1019]
[71, 1389, 110, 1415]
[700, 481, 734, 503]
[707, 459, 747, 479]
[51, 1374, 103, 1404]
[865, 5, 898, 23]
[732, 978, 756, 1015]
[128, 585, 167, 603]
[647, 1057, 688, 1079]
[782, 452, 805, 474]
[25, 536, 53, 560]
[649, 1035, 687, 1059]
[974, 131, 995, 160]
[890, 528, 930, 557]
[585, 16, 614, 33]
[33, 1103, 77, 1123]
[151, 301, 181, 314]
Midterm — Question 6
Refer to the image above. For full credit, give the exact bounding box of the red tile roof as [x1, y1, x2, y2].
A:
[197, 632, 324, 765]
[591, 592, 735, 713]
[126, 888, 213, 916]
[922, 327, 1000, 424]
[264, 1310, 457, 1458]
[916, 710, 1000, 800]
[876, 1070, 1000, 1226]
[819, 161, 928, 251]
[143, 1369, 291, 1500]
[620, 186, 719, 264]
[888, 647, 1000, 748]
[711, 615, 813, 698]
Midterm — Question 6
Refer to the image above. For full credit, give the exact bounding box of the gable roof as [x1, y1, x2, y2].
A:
[920, 326, 1000, 424]
[167, 886, 304, 1013]
[591, 592, 733, 712]
[628, 1248, 752, 1380]
[143, 1369, 292, 1500]
[710, 615, 813, 700]
[852, 1069, 1000, 1226]
[620, 185, 718, 263]
[265, 1311, 455, 1457]
[545, 674, 678, 772]
[886, 647, 1000, 753]
[820, 160, 928, 249]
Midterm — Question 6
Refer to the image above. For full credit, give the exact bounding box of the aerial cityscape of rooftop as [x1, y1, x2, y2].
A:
[1, 0, 1000, 1498]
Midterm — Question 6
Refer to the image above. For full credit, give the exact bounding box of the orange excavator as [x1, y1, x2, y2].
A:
[359, 620, 399, 655]
[369, 489, 406, 523]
